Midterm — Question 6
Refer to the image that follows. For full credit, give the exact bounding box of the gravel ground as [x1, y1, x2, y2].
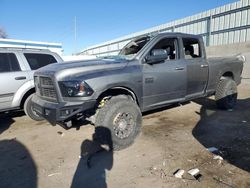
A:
[0, 80, 249, 188]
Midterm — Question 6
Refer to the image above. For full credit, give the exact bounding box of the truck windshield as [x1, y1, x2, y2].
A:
[102, 36, 151, 60]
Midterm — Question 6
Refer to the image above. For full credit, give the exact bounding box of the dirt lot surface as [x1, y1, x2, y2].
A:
[0, 80, 249, 188]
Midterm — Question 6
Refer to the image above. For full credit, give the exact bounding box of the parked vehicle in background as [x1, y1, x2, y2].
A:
[61, 55, 96, 62]
[31, 33, 244, 150]
[0, 48, 63, 120]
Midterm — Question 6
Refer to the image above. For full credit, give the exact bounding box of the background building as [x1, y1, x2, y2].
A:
[0, 38, 63, 55]
[80, 0, 250, 58]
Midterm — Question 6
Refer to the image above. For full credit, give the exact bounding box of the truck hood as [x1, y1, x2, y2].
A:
[35, 58, 129, 79]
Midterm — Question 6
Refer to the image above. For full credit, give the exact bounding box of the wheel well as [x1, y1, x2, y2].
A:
[20, 88, 35, 109]
[97, 87, 139, 105]
[222, 72, 234, 80]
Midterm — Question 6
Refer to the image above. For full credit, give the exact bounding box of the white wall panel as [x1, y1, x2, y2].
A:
[224, 14, 230, 29]
[210, 19, 215, 31]
[240, 29, 246, 42]
[193, 23, 198, 34]
[223, 32, 229, 44]
[247, 9, 250, 24]
[218, 33, 224, 45]
[205, 10, 211, 17]
[214, 17, 220, 31]
[234, 30, 240, 43]
[198, 22, 202, 34]
[219, 16, 225, 30]
[231, 2, 237, 10]
[211, 8, 216, 15]
[202, 21, 207, 33]
[220, 5, 226, 13]
[99, 46, 107, 53]
[242, 0, 248, 6]
[182, 26, 186, 33]
[241, 0, 248, 7]
[213, 34, 219, 45]
[118, 41, 129, 49]
[201, 12, 206, 18]
[109, 44, 118, 51]
[175, 27, 181, 32]
[236, 0, 242, 8]
[230, 13, 236, 28]
[225, 4, 231, 11]
[241, 10, 248, 26]
[210, 35, 214, 46]
[215, 7, 221, 14]
[228, 31, 235, 43]
[93, 48, 99, 54]
[246, 28, 250, 41]
[235, 11, 242, 27]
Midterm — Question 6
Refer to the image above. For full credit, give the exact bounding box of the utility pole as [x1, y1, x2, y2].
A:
[74, 16, 77, 55]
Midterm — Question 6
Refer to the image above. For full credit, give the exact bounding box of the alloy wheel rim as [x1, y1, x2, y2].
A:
[113, 112, 135, 139]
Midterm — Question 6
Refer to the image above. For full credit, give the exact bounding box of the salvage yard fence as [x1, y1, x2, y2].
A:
[80, 0, 250, 57]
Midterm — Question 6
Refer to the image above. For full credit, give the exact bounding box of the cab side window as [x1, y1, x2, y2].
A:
[150, 38, 178, 61]
[24, 53, 57, 70]
[0, 53, 20, 73]
[183, 38, 202, 59]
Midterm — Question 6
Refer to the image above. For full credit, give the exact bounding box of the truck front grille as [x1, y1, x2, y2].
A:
[36, 76, 58, 102]
[40, 77, 53, 86]
[41, 87, 57, 99]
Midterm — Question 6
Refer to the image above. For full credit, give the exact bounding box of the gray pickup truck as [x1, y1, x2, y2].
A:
[0, 48, 62, 120]
[31, 33, 244, 150]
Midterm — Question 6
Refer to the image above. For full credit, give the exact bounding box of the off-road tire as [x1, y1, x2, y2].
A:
[215, 78, 237, 110]
[24, 94, 44, 121]
[94, 95, 142, 151]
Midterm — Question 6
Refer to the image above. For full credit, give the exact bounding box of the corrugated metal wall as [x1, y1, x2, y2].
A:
[80, 0, 250, 57]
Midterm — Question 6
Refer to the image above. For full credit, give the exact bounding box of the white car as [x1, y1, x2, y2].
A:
[0, 48, 63, 120]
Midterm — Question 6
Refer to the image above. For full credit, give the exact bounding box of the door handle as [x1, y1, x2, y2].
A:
[15, 76, 27, 80]
[201, 64, 208, 68]
[175, 67, 184, 71]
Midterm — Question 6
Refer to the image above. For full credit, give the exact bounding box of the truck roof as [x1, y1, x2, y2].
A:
[151, 32, 202, 39]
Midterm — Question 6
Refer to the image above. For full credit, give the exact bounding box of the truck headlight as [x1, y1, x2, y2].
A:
[59, 81, 93, 97]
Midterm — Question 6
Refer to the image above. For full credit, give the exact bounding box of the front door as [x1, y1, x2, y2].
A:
[142, 37, 187, 111]
[0, 53, 27, 110]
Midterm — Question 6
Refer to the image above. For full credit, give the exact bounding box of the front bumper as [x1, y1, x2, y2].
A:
[31, 94, 96, 126]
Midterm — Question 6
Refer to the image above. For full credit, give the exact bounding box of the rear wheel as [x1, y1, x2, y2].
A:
[215, 78, 237, 110]
[94, 95, 142, 150]
[24, 94, 44, 121]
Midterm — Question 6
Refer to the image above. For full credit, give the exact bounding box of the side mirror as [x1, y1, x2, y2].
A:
[145, 49, 169, 64]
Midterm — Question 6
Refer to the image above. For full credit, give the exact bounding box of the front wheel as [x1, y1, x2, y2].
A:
[24, 94, 44, 121]
[215, 78, 238, 110]
[94, 95, 142, 151]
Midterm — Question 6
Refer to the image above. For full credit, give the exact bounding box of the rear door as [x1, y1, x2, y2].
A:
[182, 37, 209, 98]
[22, 52, 58, 79]
[23, 53, 58, 70]
[0, 52, 28, 110]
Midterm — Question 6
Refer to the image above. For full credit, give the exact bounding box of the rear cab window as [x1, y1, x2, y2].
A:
[182, 38, 202, 59]
[24, 53, 57, 70]
[0, 53, 21, 73]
